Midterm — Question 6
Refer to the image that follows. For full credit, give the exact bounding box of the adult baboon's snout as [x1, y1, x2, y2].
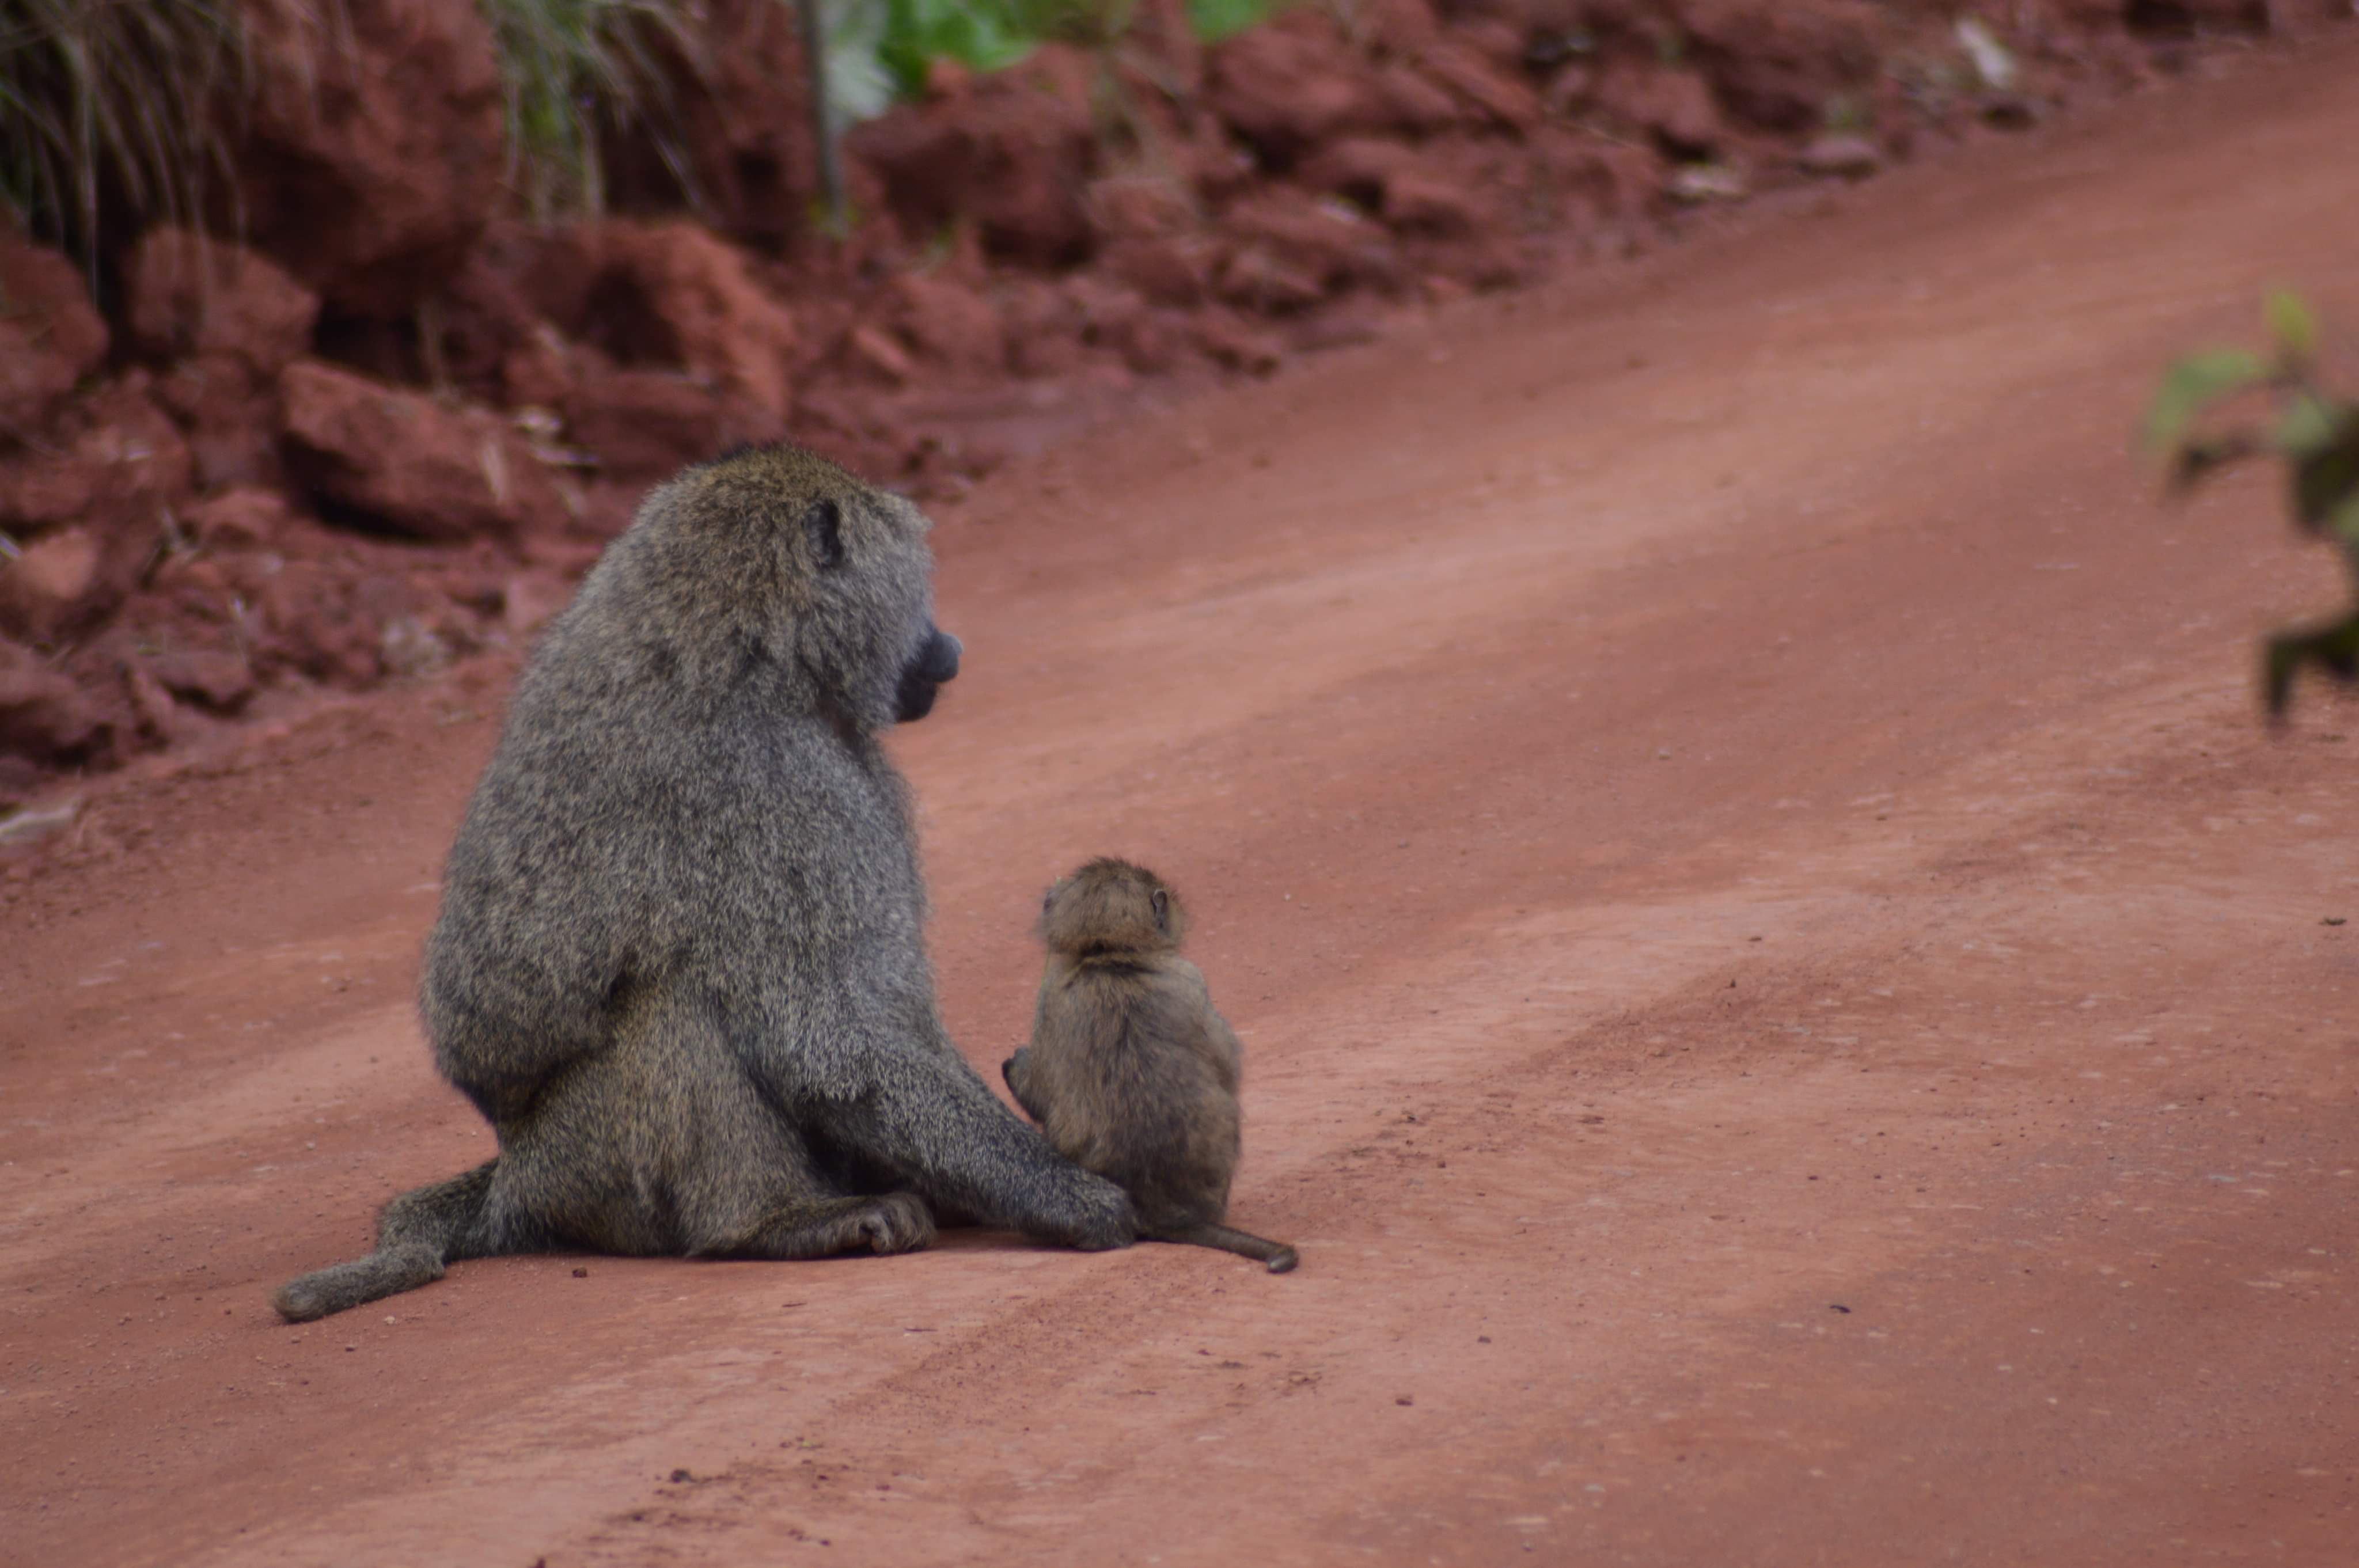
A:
[894, 628, 961, 722]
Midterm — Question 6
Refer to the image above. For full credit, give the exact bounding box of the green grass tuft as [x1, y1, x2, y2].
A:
[0, 0, 245, 278]
[477, 0, 704, 222]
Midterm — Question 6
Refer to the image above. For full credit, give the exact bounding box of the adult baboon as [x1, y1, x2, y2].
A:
[1003, 859, 1298, 1273]
[274, 446, 1137, 1322]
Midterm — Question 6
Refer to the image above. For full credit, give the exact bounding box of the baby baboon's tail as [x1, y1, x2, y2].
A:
[272, 1159, 500, 1322]
[1156, 1223, 1299, 1274]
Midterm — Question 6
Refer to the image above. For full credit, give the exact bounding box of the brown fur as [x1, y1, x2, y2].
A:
[1003, 859, 1297, 1273]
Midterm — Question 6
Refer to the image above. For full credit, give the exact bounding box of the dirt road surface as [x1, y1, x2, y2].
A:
[7, 43, 2358, 1568]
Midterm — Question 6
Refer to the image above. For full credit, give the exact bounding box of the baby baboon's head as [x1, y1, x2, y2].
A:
[590, 443, 959, 730]
[1041, 858, 1188, 958]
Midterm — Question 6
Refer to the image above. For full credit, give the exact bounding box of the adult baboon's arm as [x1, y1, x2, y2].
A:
[790, 1043, 1138, 1252]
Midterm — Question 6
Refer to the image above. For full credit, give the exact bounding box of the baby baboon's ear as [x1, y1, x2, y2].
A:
[803, 498, 844, 570]
[1151, 888, 1169, 931]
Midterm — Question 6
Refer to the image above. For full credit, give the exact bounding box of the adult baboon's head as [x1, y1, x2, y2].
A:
[568, 443, 962, 733]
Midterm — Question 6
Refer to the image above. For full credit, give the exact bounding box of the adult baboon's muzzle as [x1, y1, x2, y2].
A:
[894, 629, 961, 722]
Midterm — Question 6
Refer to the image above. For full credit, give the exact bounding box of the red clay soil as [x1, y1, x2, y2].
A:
[5, 39, 2358, 1568]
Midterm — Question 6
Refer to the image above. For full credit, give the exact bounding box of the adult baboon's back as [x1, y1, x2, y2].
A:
[274, 445, 1136, 1322]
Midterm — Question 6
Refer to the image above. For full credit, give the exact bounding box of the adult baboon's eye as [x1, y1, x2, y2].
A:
[803, 499, 844, 569]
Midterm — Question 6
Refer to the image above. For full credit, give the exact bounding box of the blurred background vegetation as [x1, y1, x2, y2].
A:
[0, 0, 1287, 269]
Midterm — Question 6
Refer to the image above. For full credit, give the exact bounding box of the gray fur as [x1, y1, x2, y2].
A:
[1002, 859, 1298, 1274]
[274, 445, 1136, 1324]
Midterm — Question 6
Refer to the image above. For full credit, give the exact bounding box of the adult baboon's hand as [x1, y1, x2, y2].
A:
[1034, 1174, 1139, 1251]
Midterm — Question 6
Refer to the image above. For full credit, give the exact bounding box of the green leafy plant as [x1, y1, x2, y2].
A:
[1188, 0, 1277, 44]
[0, 0, 245, 278]
[869, 0, 1282, 97]
[875, 0, 1041, 94]
[2145, 290, 2359, 717]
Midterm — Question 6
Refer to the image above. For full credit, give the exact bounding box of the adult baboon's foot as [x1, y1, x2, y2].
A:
[851, 1192, 936, 1255]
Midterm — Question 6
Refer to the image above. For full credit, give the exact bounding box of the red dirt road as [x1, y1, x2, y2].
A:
[7, 45, 2359, 1568]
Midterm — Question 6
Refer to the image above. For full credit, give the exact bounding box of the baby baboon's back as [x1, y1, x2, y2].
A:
[1004, 859, 1296, 1273]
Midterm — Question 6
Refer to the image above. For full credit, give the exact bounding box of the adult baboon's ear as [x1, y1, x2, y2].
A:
[803, 499, 844, 570]
[1151, 889, 1169, 931]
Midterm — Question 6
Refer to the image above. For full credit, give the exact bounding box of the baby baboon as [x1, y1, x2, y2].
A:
[273, 445, 1137, 1323]
[1002, 859, 1298, 1274]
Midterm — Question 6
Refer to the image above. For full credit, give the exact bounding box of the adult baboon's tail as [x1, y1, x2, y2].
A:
[1155, 1223, 1299, 1274]
[272, 1159, 499, 1322]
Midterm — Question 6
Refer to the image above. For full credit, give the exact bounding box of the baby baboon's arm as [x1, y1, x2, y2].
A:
[1002, 1047, 1050, 1124]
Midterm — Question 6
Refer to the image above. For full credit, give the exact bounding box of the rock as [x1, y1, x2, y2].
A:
[1109, 308, 1194, 377]
[1290, 303, 1387, 354]
[0, 637, 105, 764]
[1682, 1, 1881, 135]
[148, 355, 287, 492]
[0, 379, 193, 533]
[1124, 0, 1207, 94]
[0, 234, 108, 438]
[501, 324, 577, 412]
[528, 222, 796, 427]
[146, 648, 255, 711]
[232, 0, 506, 318]
[248, 558, 384, 685]
[1300, 137, 1425, 206]
[184, 488, 293, 550]
[1414, 39, 1543, 132]
[1412, 232, 1531, 293]
[1531, 130, 1664, 222]
[559, 367, 745, 484]
[1981, 93, 2041, 131]
[1351, 0, 1443, 56]
[844, 324, 917, 386]
[1666, 163, 1750, 203]
[420, 233, 549, 407]
[1191, 311, 1285, 376]
[1450, 16, 1529, 67]
[279, 361, 566, 542]
[1796, 132, 1883, 179]
[849, 45, 1102, 267]
[1369, 64, 1465, 136]
[119, 229, 319, 492]
[1061, 276, 1150, 348]
[1542, 61, 1598, 118]
[1220, 193, 1402, 297]
[1086, 174, 1199, 241]
[1216, 248, 1329, 315]
[1595, 63, 1725, 158]
[995, 281, 1090, 379]
[1204, 14, 1379, 168]
[1102, 234, 1219, 309]
[0, 517, 165, 647]
[885, 272, 1003, 370]
[1383, 173, 1490, 238]
[0, 532, 100, 636]
[122, 228, 319, 375]
[0, 381, 192, 640]
[2122, 0, 2278, 34]
[124, 663, 188, 741]
[500, 571, 573, 637]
